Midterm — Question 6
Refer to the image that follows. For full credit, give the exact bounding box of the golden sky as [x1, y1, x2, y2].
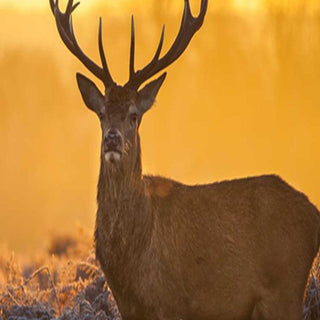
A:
[1, 0, 319, 14]
[0, 0, 127, 11]
[0, 0, 318, 11]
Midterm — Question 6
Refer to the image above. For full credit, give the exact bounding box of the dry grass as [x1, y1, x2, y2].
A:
[0, 231, 320, 319]
[304, 252, 320, 319]
[0, 231, 120, 320]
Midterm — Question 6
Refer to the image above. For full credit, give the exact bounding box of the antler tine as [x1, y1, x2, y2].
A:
[99, 18, 114, 85]
[50, 0, 115, 87]
[125, 0, 208, 90]
[129, 15, 136, 80]
[152, 25, 165, 64]
[49, 0, 55, 14]
[128, 23, 165, 87]
[66, 0, 73, 14]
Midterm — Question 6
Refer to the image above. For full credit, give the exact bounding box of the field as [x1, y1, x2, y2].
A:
[0, 231, 319, 319]
[0, 231, 121, 320]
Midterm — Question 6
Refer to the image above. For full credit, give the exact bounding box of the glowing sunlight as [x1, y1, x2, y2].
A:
[1, 0, 320, 253]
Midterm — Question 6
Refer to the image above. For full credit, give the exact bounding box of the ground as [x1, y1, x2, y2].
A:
[0, 230, 319, 320]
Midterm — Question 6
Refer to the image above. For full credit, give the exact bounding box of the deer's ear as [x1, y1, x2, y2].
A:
[137, 73, 166, 113]
[76, 73, 105, 114]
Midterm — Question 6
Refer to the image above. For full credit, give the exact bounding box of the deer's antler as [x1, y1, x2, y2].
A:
[126, 0, 208, 90]
[49, 0, 115, 87]
[50, 0, 207, 90]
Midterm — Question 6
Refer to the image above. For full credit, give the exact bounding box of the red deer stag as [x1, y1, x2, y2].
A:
[50, 0, 320, 319]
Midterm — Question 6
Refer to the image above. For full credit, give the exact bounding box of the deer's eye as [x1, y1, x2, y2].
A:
[130, 113, 138, 126]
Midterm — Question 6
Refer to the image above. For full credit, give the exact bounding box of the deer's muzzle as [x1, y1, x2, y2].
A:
[104, 129, 123, 163]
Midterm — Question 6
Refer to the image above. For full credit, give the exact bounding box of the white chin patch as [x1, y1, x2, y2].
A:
[105, 151, 121, 163]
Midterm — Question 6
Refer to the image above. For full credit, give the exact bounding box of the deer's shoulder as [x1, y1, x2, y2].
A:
[143, 175, 184, 198]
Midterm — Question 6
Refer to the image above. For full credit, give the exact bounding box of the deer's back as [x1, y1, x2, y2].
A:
[149, 174, 320, 238]
[142, 174, 320, 319]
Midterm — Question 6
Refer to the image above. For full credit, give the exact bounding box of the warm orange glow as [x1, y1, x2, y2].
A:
[1, 0, 320, 252]
[1, 0, 320, 12]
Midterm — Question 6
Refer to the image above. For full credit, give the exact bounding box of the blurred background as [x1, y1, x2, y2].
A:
[0, 0, 320, 253]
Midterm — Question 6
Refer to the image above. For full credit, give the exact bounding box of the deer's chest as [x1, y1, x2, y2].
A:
[95, 223, 184, 320]
[95, 227, 150, 319]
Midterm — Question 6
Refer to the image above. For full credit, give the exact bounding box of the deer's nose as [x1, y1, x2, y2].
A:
[105, 129, 122, 150]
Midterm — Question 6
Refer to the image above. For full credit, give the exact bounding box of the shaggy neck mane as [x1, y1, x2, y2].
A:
[95, 150, 152, 266]
[98, 155, 143, 204]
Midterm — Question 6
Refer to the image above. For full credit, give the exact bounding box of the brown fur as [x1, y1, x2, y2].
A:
[105, 86, 137, 105]
[95, 148, 320, 320]
[144, 176, 174, 198]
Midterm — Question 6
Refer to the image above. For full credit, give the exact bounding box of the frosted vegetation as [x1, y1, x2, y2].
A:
[0, 231, 318, 319]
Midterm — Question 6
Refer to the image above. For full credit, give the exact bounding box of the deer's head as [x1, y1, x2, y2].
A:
[50, 0, 207, 166]
[75, 74, 166, 165]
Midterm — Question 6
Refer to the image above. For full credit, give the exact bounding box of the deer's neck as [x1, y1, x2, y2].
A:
[98, 156, 143, 204]
[96, 153, 152, 261]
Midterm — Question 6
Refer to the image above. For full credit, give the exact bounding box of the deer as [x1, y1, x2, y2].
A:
[49, 0, 320, 319]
